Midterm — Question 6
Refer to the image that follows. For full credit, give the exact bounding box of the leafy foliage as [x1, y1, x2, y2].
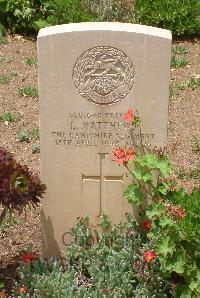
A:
[18, 86, 38, 97]
[2, 105, 200, 297]
[83, 0, 134, 22]
[0, 0, 199, 35]
[25, 57, 37, 65]
[39, 0, 94, 27]
[111, 109, 200, 297]
[171, 55, 189, 68]
[0, 0, 94, 33]
[172, 45, 188, 55]
[0, 73, 11, 84]
[13, 215, 171, 297]
[193, 136, 200, 153]
[2, 0, 40, 33]
[0, 111, 19, 123]
[17, 128, 39, 143]
[167, 187, 200, 262]
[0, 35, 7, 44]
[0, 211, 19, 235]
[32, 142, 40, 154]
[134, 0, 200, 35]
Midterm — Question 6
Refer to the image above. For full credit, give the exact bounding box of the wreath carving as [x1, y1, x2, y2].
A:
[73, 46, 134, 105]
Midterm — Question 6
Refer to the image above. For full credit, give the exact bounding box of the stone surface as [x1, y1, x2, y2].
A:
[38, 22, 172, 257]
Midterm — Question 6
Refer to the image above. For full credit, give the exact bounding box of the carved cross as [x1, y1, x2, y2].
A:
[82, 153, 124, 216]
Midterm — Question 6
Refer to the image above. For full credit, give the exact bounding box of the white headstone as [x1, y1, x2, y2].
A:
[38, 22, 172, 257]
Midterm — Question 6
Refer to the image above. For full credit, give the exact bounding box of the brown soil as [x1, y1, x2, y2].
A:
[0, 35, 200, 292]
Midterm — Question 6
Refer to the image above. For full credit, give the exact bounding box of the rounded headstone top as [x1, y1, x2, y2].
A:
[38, 22, 172, 40]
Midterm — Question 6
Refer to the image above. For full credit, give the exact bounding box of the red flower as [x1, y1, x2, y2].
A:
[143, 251, 157, 263]
[126, 148, 134, 158]
[141, 220, 152, 231]
[166, 204, 186, 221]
[123, 109, 134, 123]
[112, 148, 135, 165]
[22, 253, 34, 263]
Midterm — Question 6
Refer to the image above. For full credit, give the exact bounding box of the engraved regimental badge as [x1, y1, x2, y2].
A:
[73, 46, 134, 105]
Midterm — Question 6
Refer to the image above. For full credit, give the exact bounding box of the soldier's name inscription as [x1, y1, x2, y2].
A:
[51, 111, 155, 148]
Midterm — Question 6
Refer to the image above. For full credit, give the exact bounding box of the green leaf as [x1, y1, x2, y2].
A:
[180, 288, 192, 298]
[146, 203, 165, 219]
[155, 236, 176, 257]
[157, 158, 171, 178]
[124, 184, 143, 205]
[133, 167, 152, 183]
[135, 154, 171, 178]
[33, 19, 52, 30]
[159, 215, 174, 228]
[0, 280, 4, 290]
[0, 23, 5, 36]
[189, 271, 200, 293]
[136, 154, 159, 169]
[165, 251, 186, 274]
[0, 0, 7, 14]
[27, 243, 33, 253]
[158, 182, 169, 195]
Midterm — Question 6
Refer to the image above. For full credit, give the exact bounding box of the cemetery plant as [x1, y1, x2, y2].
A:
[111, 110, 200, 297]
[171, 55, 189, 69]
[0, 111, 19, 123]
[172, 46, 188, 55]
[0, 35, 7, 44]
[82, 0, 133, 23]
[193, 136, 200, 154]
[10, 110, 200, 297]
[0, 0, 94, 34]
[0, 147, 46, 224]
[18, 86, 38, 97]
[170, 76, 200, 101]
[32, 141, 40, 154]
[25, 57, 37, 66]
[134, 0, 200, 35]
[17, 128, 39, 143]
[11, 214, 172, 297]
[0, 55, 13, 63]
[35, 0, 94, 28]
[0, 0, 40, 33]
[0, 0, 199, 35]
[0, 74, 11, 85]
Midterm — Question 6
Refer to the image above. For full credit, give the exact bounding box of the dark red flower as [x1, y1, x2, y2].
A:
[141, 220, 152, 231]
[123, 109, 134, 123]
[143, 251, 157, 263]
[0, 148, 46, 209]
[0, 148, 7, 163]
[22, 253, 34, 263]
